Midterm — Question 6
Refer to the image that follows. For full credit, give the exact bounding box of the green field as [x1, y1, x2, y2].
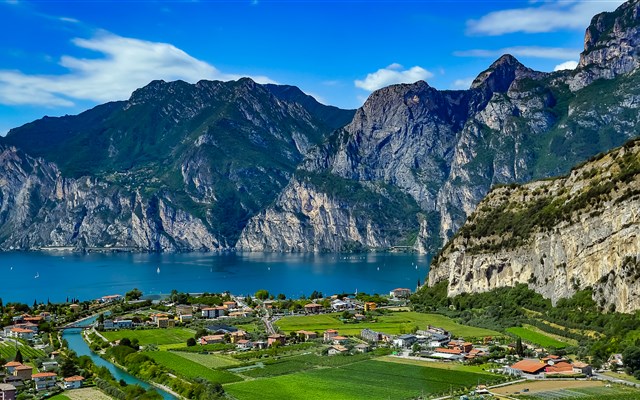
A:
[506, 326, 569, 349]
[101, 328, 195, 346]
[238, 353, 374, 378]
[225, 359, 501, 400]
[0, 341, 46, 360]
[275, 311, 500, 338]
[146, 351, 242, 384]
[48, 395, 71, 400]
[172, 351, 240, 368]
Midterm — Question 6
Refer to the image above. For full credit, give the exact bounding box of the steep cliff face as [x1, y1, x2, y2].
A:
[428, 139, 640, 312]
[0, 79, 354, 251]
[0, 146, 222, 251]
[238, 0, 640, 253]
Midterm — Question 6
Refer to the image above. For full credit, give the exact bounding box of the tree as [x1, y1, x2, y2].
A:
[187, 338, 196, 347]
[195, 328, 208, 339]
[125, 288, 142, 301]
[98, 313, 105, 324]
[120, 337, 132, 348]
[60, 356, 79, 377]
[14, 349, 23, 364]
[277, 293, 286, 300]
[515, 338, 524, 357]
[623, 346, 640, 378]
[255, 289, 270, 301]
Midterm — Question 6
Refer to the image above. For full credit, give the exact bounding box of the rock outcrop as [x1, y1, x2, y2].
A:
[428, 139, 640, 313]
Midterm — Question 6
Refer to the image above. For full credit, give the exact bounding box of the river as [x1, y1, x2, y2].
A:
[62, 316, 176, 400]
[0, 251, 430, 304]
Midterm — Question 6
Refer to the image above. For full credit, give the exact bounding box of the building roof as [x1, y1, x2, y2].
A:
[32, 372, 56, 378]
[15, 365, 33, 371]
[510, 359, 546, 374]
[63, 375, 85, 382]
[201, 335, 224, 341]
[333, 336, 348, 340]
[573, 361, 590, 368]
[4, 361, 23, 367]
[0, 384, 17, 391]
[296, 330, 316, 335]
[546, 361, 574, 374]
[11, 328, 35, 333]
[434, 348, 463, 355]
[325, 329, 338, 333]
[304, 303, 322, 308]
[331, 345, 348, 352]
[237, 339, 250, 344]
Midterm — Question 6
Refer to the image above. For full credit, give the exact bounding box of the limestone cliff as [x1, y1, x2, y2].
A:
[428, 139, 640, 313]
[238, 0, 640, 253]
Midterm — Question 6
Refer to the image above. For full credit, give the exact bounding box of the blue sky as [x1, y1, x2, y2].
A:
[0, 0, 626, 134]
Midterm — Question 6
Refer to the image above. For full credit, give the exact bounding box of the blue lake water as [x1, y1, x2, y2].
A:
[0, 252, 430, 304]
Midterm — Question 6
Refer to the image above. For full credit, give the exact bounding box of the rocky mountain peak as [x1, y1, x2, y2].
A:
[572, 0, 640, 89]
[470, 54, 533, 92]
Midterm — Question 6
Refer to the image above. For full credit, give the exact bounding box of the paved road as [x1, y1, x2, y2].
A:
[593, 372, 640, 388]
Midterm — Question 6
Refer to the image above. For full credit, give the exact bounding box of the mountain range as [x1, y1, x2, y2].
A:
[0, 0, 639, 253]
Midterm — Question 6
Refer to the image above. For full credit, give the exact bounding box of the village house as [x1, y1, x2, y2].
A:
[69, 304, 81, 314]
[179, 314, 193, 323]
[23, 316, 43, 325]
[150, 313, 169, 324]
[361, 329, 381, 342]
[354, 313, 365, 321]
[504, 359, 546, 376]
[102, 320, 115, 330]
[201, 307, 226, 319]
[296, 330, 318, 341]
[332, 336, 349, 345]
[354, 343, 369, 353]
[0, 383, 16, 400]
[364, 302, 377, 312]
[304, 303, 323, 314]
[39, 312, 52, 322]
[267, 334, 286, 347]
[427, 348, 464, 361]
[572, 361, 593, 376]
[157, 318, 175, 329]
[465, 349, 486, 360]
[31, 372, 57, 391]
[2, 363, 21, 376]
[99, 294, 123, 303]
[115, 319, 133, 329]
[389, 288, 412, 299]
[230, 330, 248, 344]
[63, 375, 85, 390]
[328, 345, 349, 356]
[223, 301, 237, 310]
[199, 335, 225, 345]
[7, 328, 35, 341]
[608, 353, 624, 367]
[393, 334, 418, 348]
[323, 329, 339, 342]
[236, 339, 252, 351]
[40, 361, 58, 372]
[252, 341, 268, 350]
[448, 340, 473, 353]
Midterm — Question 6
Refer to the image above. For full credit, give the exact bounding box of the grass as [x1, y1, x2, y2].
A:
[100, 328, 195, 346]
[172, 351, 240, 368]
[146, 351, 242, 385]
[275, 311, 500, 338]
[239, 353, 374, 378]
[378, 355, 493, 374]
[527, 386, 640, 399]
[506, 326, 569, 349]
[48, 395, 71, 400]
[0, 341, 46, 360]
[225, 359, 501, 400]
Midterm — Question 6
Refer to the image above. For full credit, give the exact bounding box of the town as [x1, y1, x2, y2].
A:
[0, 286, 639, 400]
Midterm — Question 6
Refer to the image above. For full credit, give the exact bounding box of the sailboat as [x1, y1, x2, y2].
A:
[156, 267, 160, 274]
[34, 272, 39, 279]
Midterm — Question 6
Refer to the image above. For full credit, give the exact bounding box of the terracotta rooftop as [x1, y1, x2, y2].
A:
[63, 375, 85, 382]
[573, 361, 590, 368]
[32, 372, 56, 378]
[435, 348, 463, 355]
[3, 361, 23, 367]
[510, 359, 546, 374]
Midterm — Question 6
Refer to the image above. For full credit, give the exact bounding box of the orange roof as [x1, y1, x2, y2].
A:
[546, 361, 573, 374]
[297, 330, 316, 335]
[573, 361, 590, 368]
[4, 361, 23, 367]
[11, 328, 34, 333]
[333, 336, 348, 340]
[15, 365, 32, 371]
[32, 372, 56, 378]
[331, 345, 348, 352]
[435, 348, 463, 355]
[325, 329, 338, 333]
[64, 375, 85, 382]
[304, 303, 322, 308]
[237, 339, 250, 344]
[510, 359, 546, 374]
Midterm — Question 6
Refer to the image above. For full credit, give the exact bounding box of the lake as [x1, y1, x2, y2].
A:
[0, 251, 430, 304]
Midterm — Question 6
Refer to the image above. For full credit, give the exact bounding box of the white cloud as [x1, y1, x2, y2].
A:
[0, 31, 274, 107]
[451, 78, 474, 90]
[354, 63, 433, 92]
[455, 46, 581, 60]
[554, 60, 579, 71]
[467, 0, 625, 36]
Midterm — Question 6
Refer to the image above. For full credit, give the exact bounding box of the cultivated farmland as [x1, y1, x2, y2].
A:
[275, 311, 500, 338]
[146, 350, 242, 384]
[506, 325, 569, 349]
[101, 327, 195, 346]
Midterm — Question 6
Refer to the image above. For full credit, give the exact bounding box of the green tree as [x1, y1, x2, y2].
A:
[125, 288, 142, 301]
[14, 349, 23, 364]
[255, 289, 270, 300]
[60, 356, 79, 377]
[515, 337, 524, 357]
[623, 346, 640, 378]
[98, 313, 105, 324]
[186, 338, 196, 347]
